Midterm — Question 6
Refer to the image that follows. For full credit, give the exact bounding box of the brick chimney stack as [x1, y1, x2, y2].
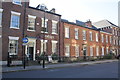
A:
[85, 19, 92, 27]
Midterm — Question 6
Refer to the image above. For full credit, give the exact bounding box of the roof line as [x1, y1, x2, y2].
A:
[61, 19, 99, 31]
[28, 6, 61, 16]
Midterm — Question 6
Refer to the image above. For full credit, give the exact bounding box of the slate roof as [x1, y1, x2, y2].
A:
[61, 19, 99, 31]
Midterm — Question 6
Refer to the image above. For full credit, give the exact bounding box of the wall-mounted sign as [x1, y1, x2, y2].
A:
[45, 35, 55, 39]
[22, 38, 28, 43]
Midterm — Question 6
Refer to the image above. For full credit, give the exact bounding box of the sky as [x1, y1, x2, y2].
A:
[29, 0, 119, 25]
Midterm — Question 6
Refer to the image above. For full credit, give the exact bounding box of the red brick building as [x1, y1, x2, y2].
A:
[61, 19, 120, 60]
[1, 1, 120, 64]
[1, 1, 62, 62]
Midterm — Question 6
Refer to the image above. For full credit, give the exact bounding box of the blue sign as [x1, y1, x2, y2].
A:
[22, 38, 28, 43]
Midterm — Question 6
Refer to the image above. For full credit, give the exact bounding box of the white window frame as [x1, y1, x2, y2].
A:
[52, 40, 58, 54]
[106, 47, 109, 54]
[112, 29, 114, 35]
[12, 0, 22, 5]
[90, 46, 93, 56]
[0, 8, 3, 27]
[75, 45, 79, 57]
[0, 35, 2, 38]
[8, 36, 19, 55]
[89, 31, 93, 41]
[101, 34, 104, 43]
[41, 18, 48, 33]
[65, 27, 70, 38]
[106, 35, 108, 43]
[65, 45, 70, 57]
[110, 36, 112, 44]
[102, 47, 104, 56]
[96, 46, 99, 56]
[82, 30, 86, 40]
[27, 15, 36, 31]
[119, 40, 120, 46]
[52, 20, 58, 34]
[10, 11, 21, 29]
[75, 28, 79, 39]
[96, 33, 98, 42]
[41, 40, 48, 54]
[113, 36, 115, 45]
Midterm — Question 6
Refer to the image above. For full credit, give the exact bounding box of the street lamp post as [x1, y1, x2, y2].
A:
[41, 4, 48, 69]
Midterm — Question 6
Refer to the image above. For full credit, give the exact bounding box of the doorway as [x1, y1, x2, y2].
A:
[28, 47, 34, 60]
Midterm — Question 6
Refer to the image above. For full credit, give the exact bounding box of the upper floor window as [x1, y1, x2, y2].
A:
[41, 18, 48, 33]
[101, 34, 104, 43]
[27, 15, 36, 31]
[89, 31, 93, 41]
[65, 27, 70, 38]
[96, 33, 98, 42]
[0, 9, 3, 27]
[115, 30, 117, 36]
[13, 0, 21, 5]
[110, 36, 112, 44]
[112, 29, 114, 35]
[113, 36, 115, 45]
[106, 35, 108, 43]
[10, 11, 21, 29]
[52, 20, 58, 34]
[82, 30, 86, 40]
[75, 28, 79, 39]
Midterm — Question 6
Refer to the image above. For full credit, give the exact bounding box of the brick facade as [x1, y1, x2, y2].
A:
[1, 1, 120, 61]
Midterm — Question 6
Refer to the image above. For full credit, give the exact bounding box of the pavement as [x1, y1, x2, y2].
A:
[2, 59, 118, 73]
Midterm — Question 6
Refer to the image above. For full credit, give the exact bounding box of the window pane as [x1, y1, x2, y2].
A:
[41, 18, 48, 32]
[96, 33, 98, 42]
[52, 42, 57, 53]
[75, 29, 78, 39]
[11, 15, 20, 28]
[75, 46, 79, 57]
[90, 32, 92, 41]
[65, 45, 70, 57]
[96, 46, 99, 56]
[90, 46, 93, 56]
[52, 22, 57, 34]
[0, 12, 2, 26]
[83, 30, 86, 40]
[41, 41, 47, 54]
[9, 40, 18, 55]
[28, 17, 35, 30]
[65, 27, 69, 38]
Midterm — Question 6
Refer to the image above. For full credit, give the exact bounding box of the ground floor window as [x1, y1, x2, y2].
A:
[41, 40, 47, 54]
[106, 47, 109, 54]
[52, 41, 58, 54]
[102, 47, 104, 56]
[65, 45, 70, 57]
[75, 45, 79, 57]
[96, 46, 99, 56]
[9, 36, 19, 55]
[90, 46, 93, 56]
